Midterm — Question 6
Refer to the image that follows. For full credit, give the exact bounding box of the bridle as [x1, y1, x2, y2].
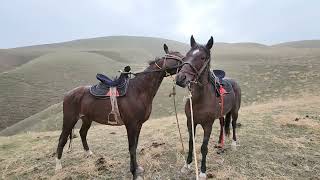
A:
[152, 53, 184, 76]
[179, 52, 210, 85]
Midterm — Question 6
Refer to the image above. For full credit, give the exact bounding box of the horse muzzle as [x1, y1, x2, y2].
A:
[175, 74, 188, 88]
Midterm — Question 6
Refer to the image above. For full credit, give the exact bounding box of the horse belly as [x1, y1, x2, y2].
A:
[222, 91, 236, 114]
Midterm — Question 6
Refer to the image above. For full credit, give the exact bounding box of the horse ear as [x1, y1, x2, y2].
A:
[163, 44, 169, 54]
[190, 35, 196, 48]
[206, 36, 214, 50]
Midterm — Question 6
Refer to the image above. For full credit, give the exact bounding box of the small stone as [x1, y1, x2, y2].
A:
[207, 173, 215, 178]
[292, 162, 298, 166]
[295, 118, 299, 121]
[110, 132, 116, 135]
[306, 115, 309, 118]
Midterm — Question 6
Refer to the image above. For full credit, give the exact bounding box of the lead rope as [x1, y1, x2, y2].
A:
[188, 88, 199, 180]
[169, 79, 185, 155]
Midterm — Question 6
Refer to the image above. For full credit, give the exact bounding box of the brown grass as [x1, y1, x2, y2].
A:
[1, 95, 320, 179]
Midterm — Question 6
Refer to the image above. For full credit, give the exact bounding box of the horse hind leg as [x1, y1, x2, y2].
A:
[79, 117, 93, 157]
[56, 114, 79, 171]
[231, 112, 239, 149]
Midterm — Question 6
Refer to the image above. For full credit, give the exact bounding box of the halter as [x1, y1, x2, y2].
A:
[153, 54, 184, 76]
[179, 55, 210, 85]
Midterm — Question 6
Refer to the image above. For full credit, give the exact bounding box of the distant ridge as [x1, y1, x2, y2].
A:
[273, 40, 320, 48]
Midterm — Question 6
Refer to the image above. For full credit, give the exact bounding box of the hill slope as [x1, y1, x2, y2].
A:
[0, 96, 319, 179]
[1, 36, 320, 133]
[0, 36, 189, 130]
[273, 40, 320, 48]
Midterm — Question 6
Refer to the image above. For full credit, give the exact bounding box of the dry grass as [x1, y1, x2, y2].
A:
[1, 95, 320, 179]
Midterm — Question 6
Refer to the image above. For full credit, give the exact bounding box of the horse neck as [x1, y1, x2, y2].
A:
[133, 65, 165, 101]
[190, 66, 211, 101]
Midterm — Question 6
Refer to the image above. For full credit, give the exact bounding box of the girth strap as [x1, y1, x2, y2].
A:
[107, 87, 123, 125]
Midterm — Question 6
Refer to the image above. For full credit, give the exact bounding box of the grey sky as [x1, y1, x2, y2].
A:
[1, 0, 319, 48]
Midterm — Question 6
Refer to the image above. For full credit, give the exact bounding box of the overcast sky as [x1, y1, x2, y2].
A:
[1, 0, 319, 48]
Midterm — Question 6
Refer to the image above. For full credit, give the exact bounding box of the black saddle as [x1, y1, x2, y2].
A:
[89, 66, 131, 98]
[209, 70, 233, 97]
[212, 70, 225, 82]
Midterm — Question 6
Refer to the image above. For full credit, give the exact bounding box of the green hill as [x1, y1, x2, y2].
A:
[1, 36, 320, 134]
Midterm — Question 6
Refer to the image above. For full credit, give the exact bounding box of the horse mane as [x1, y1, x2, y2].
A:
[148, 57, 161, 65]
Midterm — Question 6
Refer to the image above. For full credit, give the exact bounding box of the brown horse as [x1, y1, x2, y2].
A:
[55, 44, 184, 180]
[175, 36, 241, 179]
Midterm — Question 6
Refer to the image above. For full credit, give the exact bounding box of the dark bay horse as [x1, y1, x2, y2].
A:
[175, 36, 241, 179]
[55, 44, 184, 180]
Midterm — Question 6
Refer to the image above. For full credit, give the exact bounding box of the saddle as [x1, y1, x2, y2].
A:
[209, 70, 233, 97]
[89, 66, 131, 126]
[209, 69, 234, 117]
[89, 66, 131, 98]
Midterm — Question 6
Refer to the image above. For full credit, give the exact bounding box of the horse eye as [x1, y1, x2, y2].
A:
[201, 56, 206, 60]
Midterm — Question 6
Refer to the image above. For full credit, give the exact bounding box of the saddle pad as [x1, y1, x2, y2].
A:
[89, 80, 129, 98]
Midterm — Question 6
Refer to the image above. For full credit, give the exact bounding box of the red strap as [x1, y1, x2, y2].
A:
[106, 89, 120, 97]
[220, 86, 225, 117]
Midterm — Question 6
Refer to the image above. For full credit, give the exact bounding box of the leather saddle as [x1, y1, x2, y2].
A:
[89, 66, 131, 98]
[209, 70, 233, 97]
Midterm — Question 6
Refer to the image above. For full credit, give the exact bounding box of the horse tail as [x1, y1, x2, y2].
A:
[224, 112, 232, 137]
[68, 128, 74, 150]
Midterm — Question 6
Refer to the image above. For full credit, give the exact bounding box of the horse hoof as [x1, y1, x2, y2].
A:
[55, 158, 62, 172]
[199, 172, 207, 180]
[217, 148, 225, 154]
[135, 175, 144, 180]
[214, 144, 224, 149]
[85, 150, 93, 157]
[136, 166, 144, 174]
[231, 141, 239, 150]
[180, 163, 191, 173]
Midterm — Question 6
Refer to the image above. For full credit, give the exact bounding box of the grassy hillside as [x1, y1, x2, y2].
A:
[1, 36, 320, 133]
[273, 40, 320, 48]
[0, 96, 319, 179]
[0, 50, 46, 73]
[13, 36, 188, 56]
[0, 36, 189, 130]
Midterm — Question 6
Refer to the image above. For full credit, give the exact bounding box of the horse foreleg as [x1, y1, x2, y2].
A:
[217, 117, 225, 149]
[181, 124, 196, 173]
[127, 126, 143, 180]
[199, 123, 213, 179]
[135, 123, 144, 174]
